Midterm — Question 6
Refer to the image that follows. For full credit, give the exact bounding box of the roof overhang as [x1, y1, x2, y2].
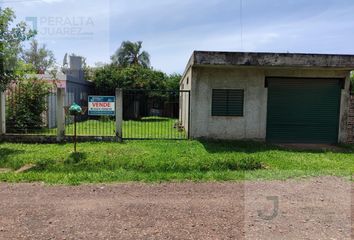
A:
[189, 51, 354, 70]
[180, 51, 354, 84]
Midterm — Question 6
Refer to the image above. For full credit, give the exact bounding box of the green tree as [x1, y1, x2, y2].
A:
[81, 56, 95, 80]
[0, 7, 36, 91]
[111, 41, 150, 68]
[21, 39, 55, 73]
[92, 64, 120, 93]
[166, 73, 181, 90]
[93, 65, 168, 93]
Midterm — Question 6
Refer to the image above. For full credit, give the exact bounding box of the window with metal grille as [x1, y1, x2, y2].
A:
[212, 89, 244, 116]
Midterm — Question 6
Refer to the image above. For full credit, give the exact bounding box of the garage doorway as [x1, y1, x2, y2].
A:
[266, 78, 342, 143]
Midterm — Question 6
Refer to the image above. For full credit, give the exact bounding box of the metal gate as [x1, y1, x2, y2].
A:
[122, 89, 190, 140]
[64, 87, 115, 137]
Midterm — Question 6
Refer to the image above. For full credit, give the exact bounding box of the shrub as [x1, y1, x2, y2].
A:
[93, 65, 181, 93]
[6, 78, 51, 133]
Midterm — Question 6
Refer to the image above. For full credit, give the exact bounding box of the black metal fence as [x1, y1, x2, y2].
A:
[5, 83, 57, 135]
[64, 87, 115, 136]
[122, 89, 190, 140]
[4, 84, 190, 140]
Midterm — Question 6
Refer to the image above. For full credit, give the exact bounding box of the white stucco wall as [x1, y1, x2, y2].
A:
[188, 66, 350, 142]
[179, 67, 192, 135]
[190, 67, 267, 140]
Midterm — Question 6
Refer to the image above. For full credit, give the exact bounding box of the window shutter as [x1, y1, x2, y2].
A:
[212, 89, 244, 116]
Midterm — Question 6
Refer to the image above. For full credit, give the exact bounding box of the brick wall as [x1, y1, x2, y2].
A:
[347, 95, 354, 143]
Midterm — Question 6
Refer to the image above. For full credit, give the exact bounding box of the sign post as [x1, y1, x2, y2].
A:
[68, 103, 83, 153]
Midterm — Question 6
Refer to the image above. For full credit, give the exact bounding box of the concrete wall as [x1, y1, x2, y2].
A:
[189, 67, 267, 140]
[188, 66, 350, 142]
[339, 72, 350, 143]
[346, 95, 354, 143]
[179, 67, 192, 134]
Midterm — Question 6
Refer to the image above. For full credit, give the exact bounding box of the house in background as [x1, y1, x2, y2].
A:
[36, 55, 93, 104]
[180, 51, 354, 144]
[35, 55, 93, 128]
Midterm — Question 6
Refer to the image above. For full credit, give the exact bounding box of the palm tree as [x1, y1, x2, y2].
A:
[111, 41, 150, 68]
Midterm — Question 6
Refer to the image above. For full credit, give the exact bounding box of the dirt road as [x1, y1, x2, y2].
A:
[0, 176, 352, 239]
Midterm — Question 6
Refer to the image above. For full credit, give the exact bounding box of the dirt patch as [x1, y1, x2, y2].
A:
[0, 168, 12, 173]
[0, 176, 352, 240]
[14, 164, 36, 173]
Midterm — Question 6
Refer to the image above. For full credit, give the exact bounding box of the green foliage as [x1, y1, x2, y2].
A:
[166, 73, 182, 90]
[111, 41, 150, 68]
[93, 65, 171, 92]
[14, 60, 37, 76]
[0, 7, 36, 91]
[98, 116, 114, 122]
[82, 57, 94, 80]
[6, 78, 51, 132]
[93, 65, 181, 93]
[94, 40, 181, 92]
[21, 39, 56, 73]
[91, 64, 119, 92]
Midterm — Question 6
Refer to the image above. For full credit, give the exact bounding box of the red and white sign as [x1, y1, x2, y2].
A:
[88, 96, 115, 116]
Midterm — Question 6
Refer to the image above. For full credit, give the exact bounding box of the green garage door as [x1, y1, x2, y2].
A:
[266, 78, 342, 143]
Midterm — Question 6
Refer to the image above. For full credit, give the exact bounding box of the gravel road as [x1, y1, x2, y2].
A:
[0, 176, 352, 240]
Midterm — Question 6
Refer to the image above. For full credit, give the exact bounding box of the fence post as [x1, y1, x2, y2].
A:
[56, 88, 65, 141]
[0, 91, 5, 135]
[115, 88, 123, 141]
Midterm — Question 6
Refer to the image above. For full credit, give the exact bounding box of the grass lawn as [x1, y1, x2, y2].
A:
[0, 140, 353, 184]
[7, 117, 186, 139]
[65, 118, 116, 137]
[65, 117, 186, 139]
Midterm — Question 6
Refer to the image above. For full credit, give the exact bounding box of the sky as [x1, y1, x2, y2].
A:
[1, 0, 354, 74]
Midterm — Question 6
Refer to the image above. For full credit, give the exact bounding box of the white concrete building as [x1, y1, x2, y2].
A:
[180, 51, 354, 144]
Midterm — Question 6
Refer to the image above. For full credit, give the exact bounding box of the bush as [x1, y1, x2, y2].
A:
[6, 78, 51, 132]
[93, 65, 181, 93]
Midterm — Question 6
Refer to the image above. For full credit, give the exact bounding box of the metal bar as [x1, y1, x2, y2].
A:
[0, 91, 6, 135]
[118, 89, 191, 140]
[188, 91, 191, 139]
[115, 88, 123, 140]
